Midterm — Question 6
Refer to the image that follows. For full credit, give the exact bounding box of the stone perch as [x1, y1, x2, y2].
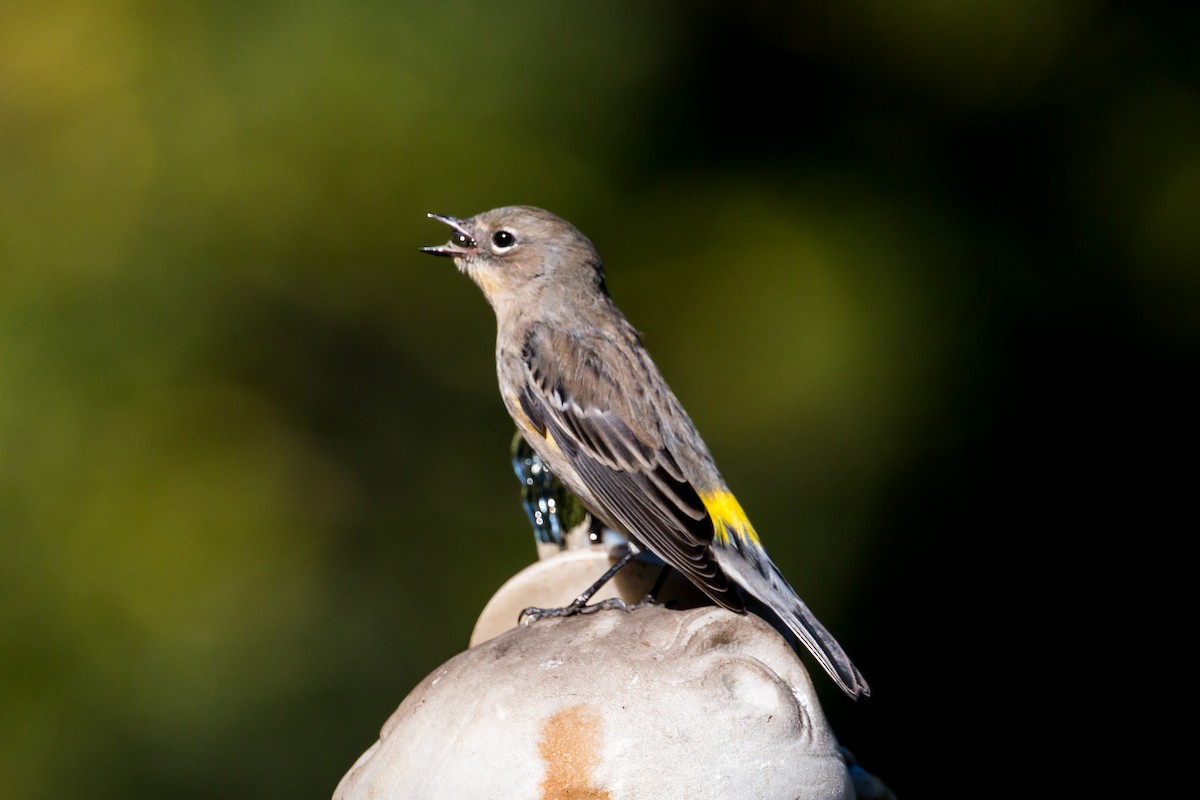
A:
[333, 549, 884, 799]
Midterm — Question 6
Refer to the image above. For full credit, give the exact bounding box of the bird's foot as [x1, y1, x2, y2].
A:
[519, 596, 630, 625]
[627, 594, 666, 611]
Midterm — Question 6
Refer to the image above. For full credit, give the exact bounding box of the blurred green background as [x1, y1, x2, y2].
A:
[2, 1, 1194, 797]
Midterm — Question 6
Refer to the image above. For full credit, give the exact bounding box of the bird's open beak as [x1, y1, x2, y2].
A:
[421, 212, 478, 257]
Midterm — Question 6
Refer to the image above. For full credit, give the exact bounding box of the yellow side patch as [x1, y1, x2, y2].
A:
[700, 490, 760, 547]
[508, 392, 565, 458]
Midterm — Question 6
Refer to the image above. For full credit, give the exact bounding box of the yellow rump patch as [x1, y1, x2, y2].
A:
[700, 490, 760, 547]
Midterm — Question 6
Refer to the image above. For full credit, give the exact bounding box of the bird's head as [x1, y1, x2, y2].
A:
[422, 206, 607, 307]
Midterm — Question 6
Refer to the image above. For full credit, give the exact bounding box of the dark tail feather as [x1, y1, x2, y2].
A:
[743, 589, 871, 700]
[724, 554, 870, 700]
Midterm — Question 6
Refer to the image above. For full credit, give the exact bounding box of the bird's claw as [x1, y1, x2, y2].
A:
[628, 594, 664, 611]
[519, 596, 630, 626]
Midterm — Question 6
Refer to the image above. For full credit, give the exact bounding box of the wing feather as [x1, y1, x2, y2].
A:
[520, 325, 741, 609]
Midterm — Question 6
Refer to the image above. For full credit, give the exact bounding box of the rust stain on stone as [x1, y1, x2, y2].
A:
[538, 703, 610, 800]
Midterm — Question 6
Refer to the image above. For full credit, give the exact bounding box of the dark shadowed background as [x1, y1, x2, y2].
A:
[2, 1, 1194, 797]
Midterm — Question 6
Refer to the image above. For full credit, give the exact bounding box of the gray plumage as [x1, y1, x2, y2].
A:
[423, 205, 869, 699]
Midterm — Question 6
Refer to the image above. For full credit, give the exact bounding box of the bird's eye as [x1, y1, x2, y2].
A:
[492, 230, 516, 250]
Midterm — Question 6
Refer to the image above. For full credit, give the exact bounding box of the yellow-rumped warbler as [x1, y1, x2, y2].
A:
[422, 206, 869, 699]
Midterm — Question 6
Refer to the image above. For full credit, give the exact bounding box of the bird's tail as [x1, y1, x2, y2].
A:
[718, 545, 871, 700]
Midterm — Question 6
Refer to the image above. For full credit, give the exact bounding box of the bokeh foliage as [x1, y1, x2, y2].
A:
[2, 1, 1194, 797]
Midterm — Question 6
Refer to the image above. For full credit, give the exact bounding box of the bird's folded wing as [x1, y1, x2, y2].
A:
[518, 325, 740, 609]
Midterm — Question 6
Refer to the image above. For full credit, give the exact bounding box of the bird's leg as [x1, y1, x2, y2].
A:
[639, 565, 673, 608]
[651, 564, 671, 600]
[519, 547, 638, 624]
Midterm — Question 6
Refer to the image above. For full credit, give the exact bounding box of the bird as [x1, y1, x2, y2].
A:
[422, 205, 870, 699]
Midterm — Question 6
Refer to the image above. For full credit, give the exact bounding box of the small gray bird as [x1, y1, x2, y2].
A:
[422, 206, 870, 699]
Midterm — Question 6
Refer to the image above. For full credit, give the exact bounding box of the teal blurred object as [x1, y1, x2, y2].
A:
[510, 430, 634, 556]
[510, 431, 590, 549]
